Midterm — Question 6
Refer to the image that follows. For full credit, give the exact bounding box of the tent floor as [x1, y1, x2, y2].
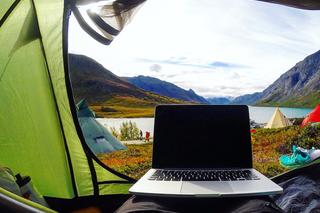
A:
[45, 194, 131, 213]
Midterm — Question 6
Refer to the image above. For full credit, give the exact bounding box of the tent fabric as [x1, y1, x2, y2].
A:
[0, 0, 17, 22]
[0, 0, 139, 201]
[265, 107, 292, 129]
[271, 158, 320, 212]
[0, 0, 74, 198]
[301, 104, 320, 127]
[0, 187, 57, 213]
[1, 0, 320, 211]
[77, 99, 95, 117]
[77, 100, 126, 155]
[32, 0, 135, 196]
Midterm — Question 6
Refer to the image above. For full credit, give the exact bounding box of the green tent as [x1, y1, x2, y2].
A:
[77, 99, 127, 155]
[0, 0, 144, 211]
[1, 0, 320, 212]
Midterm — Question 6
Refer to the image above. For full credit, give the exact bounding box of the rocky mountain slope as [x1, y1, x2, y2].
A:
[231, 50, 320, 107]
[257, 50, 320, 107]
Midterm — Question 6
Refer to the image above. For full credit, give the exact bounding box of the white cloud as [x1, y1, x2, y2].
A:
[69, 0, 320, 97]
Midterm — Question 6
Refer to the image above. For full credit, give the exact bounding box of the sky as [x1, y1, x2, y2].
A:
[69, 0, 320, 98]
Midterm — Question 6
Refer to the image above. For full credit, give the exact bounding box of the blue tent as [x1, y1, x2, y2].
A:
[77, 100, 126, 155]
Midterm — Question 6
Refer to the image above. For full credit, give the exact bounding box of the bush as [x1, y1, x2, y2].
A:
[119, 121, 140, 141]
[109, 126, 120, 139]
[286, 124, 320, 150]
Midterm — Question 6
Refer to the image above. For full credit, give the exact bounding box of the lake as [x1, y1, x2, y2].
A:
[96, 106, 312, 135]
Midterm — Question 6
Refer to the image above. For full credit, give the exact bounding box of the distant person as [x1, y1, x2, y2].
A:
[145, 131, 150, 142]
[139, 130, 143, 140]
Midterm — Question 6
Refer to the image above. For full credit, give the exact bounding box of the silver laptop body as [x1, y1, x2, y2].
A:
[129, 105, 283, 197]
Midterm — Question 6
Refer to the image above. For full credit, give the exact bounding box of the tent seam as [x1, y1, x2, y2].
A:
[63, 1, 100, 196]
[0, 0, 21, 28]
[30, 0, 78, 197]
[64, 1, 136, 186]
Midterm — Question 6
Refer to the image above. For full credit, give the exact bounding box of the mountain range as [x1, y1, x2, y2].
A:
[69, 54, 185, 117]
[69, 48, 320, 117]
[231, 50, 320, 107]
[123, 75, 209, 104]
[206, 97, 234, 105]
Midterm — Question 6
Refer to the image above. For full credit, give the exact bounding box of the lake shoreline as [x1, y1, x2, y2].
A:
[96, 106, 312, 136]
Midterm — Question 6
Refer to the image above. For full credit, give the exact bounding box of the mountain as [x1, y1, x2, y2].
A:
[123, 75, 209, 104]
[69, 54, 185, 117]
[228, 50, 320, 107]
[69, 54, 143, 103]
[231, 92, 263, 105]
[257, 50, 320, 107]
[207, 97, 233, 105]
[206, 93, 262, 105]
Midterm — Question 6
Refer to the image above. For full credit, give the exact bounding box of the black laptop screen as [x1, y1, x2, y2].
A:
[152, 105, 252, 169]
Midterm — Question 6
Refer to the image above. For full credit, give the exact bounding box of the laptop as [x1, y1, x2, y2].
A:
[129, 105, 283, 197]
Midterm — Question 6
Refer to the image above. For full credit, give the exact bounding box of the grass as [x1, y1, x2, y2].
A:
[99, 125, 320, 179]
[251, 127, 300, 177]
[90, 95, 187, 118]
[257, 91, 320, 108]
[99, 143, 153, 179]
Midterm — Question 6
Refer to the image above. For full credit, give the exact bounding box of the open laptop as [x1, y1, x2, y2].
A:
[129, 105, 283, 197]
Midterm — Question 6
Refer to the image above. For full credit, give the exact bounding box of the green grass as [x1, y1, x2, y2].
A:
[90, 95, 188, 118]
[257, 91, 320, 108]
[99, 143, 153, 179]
[99, 125, 320, 179]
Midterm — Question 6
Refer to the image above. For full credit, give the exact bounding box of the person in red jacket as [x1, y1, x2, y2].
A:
[145, 131, 150, 142]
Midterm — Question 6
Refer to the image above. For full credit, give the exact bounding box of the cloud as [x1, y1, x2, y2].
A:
[69, 0, 320, 97]
[209, 62, 250, 69]
[136, 57, 249, 70]
[149, 64, 162, 72]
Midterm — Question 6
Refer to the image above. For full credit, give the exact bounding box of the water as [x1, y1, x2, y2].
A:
[249, 106, 312, 123]
[96, 106, 312, 135]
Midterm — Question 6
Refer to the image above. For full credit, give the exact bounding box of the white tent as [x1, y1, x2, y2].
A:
[265, 107, 292, 128]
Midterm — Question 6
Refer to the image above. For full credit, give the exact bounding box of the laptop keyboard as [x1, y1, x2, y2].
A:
[149, 170, 260, 181]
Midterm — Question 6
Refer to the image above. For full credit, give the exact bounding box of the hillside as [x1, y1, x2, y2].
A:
[123, 75, 209, 104]
[231, 50, 320, 107]
[232, 92, 263, 105]
[257, 50, 320, 107]
[69, 54, 186, 117]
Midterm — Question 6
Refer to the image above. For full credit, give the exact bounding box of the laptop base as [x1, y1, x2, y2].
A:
[129, 169, 283, 197]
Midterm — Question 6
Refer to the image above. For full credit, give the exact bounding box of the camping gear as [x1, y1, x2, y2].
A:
[280, 145, 311, 168]
[279, 145, 320, 168]
[1, 0, 320, 211]
[265, 107, 292, 129]
[118, 159, 320, 213]
[15, 174, 49, 207]
[0, 167, 21, 196]
[0, 0, 144, 211]
[301, 104, 320, 127]
[0, 166, 49, 208]
[116, 195, 283, 213]
[272, 158, 320, 212]
[309, 148, 320, 160]
[77, 99, 126, 155]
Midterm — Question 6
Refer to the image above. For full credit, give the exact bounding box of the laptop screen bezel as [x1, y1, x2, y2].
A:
[151, 104, 253, 169]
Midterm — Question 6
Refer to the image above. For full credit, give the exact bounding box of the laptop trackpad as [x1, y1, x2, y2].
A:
[181, 181, 233, 195]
